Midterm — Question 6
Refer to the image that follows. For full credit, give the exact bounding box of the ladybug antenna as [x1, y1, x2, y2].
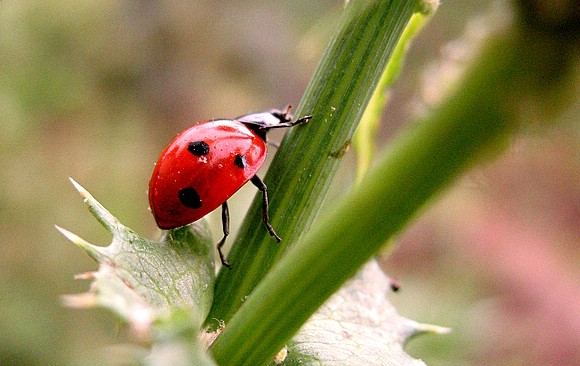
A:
[283, 104, 292, 117]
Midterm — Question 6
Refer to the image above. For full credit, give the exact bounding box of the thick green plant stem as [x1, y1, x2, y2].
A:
[208, 0, 420, 324]
[209, 11, 578, 366]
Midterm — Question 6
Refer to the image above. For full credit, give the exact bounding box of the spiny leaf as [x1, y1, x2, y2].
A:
[283, 261, 449, 366]
[59, 179, 215, 337]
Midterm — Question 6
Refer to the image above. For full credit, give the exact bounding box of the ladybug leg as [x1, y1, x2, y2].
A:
[292, 114, 312, 126]
[250, 175, 282, 242]
[217, 202, 231, 268]
[267, 115, 312, 130]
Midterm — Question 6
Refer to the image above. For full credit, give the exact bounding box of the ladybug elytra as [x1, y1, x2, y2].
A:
[149, 106, 311, 267]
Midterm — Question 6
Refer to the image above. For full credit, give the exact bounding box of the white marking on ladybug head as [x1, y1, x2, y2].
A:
[236, 111, 285, 127]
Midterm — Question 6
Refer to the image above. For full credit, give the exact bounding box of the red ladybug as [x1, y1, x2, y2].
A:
[149, 106, 311, 267]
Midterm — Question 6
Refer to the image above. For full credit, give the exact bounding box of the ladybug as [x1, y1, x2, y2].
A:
[149, 106, 311, 267]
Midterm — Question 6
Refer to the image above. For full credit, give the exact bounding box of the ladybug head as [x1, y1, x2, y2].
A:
[235, 105, 311, 141]
[236, 106, 293, 128]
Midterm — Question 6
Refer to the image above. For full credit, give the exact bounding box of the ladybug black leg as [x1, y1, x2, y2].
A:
[264, 114, 312, 130]
[250, 175, 282, 242]
[292, 114, 313, 126]
[217, 201, 231, 268]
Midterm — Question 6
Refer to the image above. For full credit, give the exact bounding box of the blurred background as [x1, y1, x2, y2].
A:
[0, 1, 577, 365]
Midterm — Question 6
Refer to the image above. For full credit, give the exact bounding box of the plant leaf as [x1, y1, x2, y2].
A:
[59, 178, 215, 340]
[283, 261, 450, 366]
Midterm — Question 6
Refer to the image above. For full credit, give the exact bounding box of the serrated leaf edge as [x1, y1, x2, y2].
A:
[69, 177, 129, 237]
[55, 224, 105, 262]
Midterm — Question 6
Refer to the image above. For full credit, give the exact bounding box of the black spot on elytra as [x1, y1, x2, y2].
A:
[178, 187, 202, 209]
[234, 154, 247, 169]
[188, 141, 210, 156]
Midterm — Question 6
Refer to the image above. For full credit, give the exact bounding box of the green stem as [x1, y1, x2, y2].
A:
[209, 12, 577, 366]
[208, 0, 419, 325]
